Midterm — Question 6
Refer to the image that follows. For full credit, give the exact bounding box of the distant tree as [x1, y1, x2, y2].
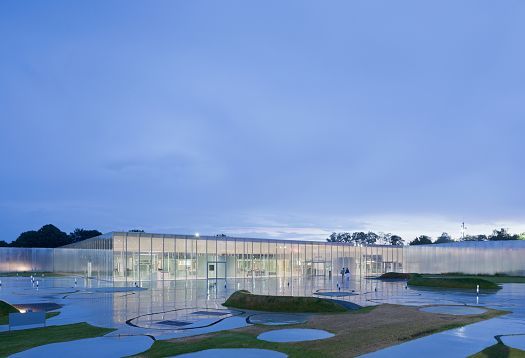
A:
[434, 232, 453, 244]
[364, 231, 379, 245]
[326, 232, 338, 242]
[12, 224, 71, 248]
[378, 233, 391, 245]
[409, 235, 433, 246]
[129, 229, 145, 233]
[0, 240, 10, 247]
[326, 232, 352, 243]
[519, 233, 525, 240]
[462, 234, 487, 241]
[327, 231, 403, 245]
[351, 232, 368, 246]
[389, 235, 404, 246]
[489, 228, 518, 241]
[69, 228, 102, 243]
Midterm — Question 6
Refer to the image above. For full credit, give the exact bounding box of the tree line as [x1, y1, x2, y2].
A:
[0, 224, 102, 248]
[326, 232, 404, 245]
[327, 228, 525, 246]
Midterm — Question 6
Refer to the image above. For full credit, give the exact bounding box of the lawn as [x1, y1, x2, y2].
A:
[0, 300, 19, 316]
[470, 343, 525, 357]
[437, 274, 525, 284]
[224, 290, 347, 313]
[133, 304, 507, 358]
[0, 322, 116, 357]
[408, 276, 501, 290]
[378, 272, 525, 285]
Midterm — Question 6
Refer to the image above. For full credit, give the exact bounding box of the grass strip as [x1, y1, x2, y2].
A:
[133, 304, 506, 358]
[408, 276, 501, 290]
[0, 322, 115, 357]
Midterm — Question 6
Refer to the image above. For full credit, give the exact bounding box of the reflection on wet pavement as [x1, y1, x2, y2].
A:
[1, 275, 525, 357]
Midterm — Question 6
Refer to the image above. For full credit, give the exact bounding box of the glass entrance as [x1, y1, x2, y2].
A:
[306, 261, 331, 276]
[207, 261, 227, 281]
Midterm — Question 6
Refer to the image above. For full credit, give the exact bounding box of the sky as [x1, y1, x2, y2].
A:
[1, 1, 524, 242]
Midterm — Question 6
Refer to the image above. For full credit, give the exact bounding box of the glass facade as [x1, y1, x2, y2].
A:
[1, 233, 524, 281]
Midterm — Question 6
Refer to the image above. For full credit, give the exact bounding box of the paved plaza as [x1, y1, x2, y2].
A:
[1, 274, 525, 357]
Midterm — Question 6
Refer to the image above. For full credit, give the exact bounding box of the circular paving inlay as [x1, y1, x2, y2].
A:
[257, 328, 334, 342]
[419, 305, 487, 315]
[248, 313, 308, 325]
[174, 348, 287, 358]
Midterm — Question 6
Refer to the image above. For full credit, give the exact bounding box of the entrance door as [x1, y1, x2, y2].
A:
[307, 261, 329, 276]
[207, 261, 227, 282]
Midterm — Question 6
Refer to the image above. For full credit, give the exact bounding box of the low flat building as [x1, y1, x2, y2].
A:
[1, 232, 524, 282]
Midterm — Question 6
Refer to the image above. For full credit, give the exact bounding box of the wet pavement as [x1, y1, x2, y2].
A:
[1, 275, 524, 357]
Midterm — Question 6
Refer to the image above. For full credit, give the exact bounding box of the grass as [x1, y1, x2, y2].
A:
[438, 273, 525, 284]
[0, 300, 19, 316]
[133, 304, 507, 358]
[408, 276, 501, 290]
[470, 343, 525, 357]
[0, 322, 116, 357]
[376, 272, 525, 284]
[134, 331, 321, 358]
[378, 272, 412, 279]
[223, 290, 347, 313]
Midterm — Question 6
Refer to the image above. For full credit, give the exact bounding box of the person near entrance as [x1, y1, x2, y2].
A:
[340, 267, 345, 282]
[345, 267, 350, 282]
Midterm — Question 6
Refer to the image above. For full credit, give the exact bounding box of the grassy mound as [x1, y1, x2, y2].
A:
[378, 272, 412, 279]
[223, 290, 347, 313]
[408, 276, 500, 290]
[0, 300, 19, 316]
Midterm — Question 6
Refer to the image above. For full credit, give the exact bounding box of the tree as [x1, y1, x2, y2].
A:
[463, 234, 487, 241]
[69, 228, 102, 243]
[364, 231, 379, 245]
[327, 231, 403, 245]
[409, 235, 433, 245]
[12, 224, 71, 248]
[389, 235, 404, 246]
[0, 240, 9, 247]
[434, 232, 453, 244]
[326, 232, 352, 243]
[519, 233, 525, 241]
[489, 228, 518, 241]
[351, 232, 368, 246]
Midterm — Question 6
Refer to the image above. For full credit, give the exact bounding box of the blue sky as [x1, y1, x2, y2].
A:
[1, 1, 524, 242]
